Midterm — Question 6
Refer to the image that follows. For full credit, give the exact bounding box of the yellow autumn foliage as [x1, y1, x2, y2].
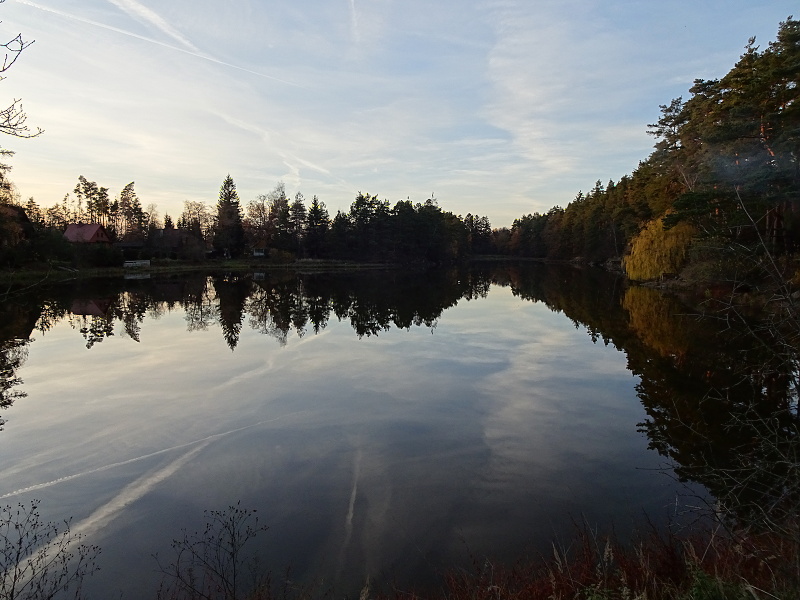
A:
[623, 215, 696, 281]
[622, 286, 691, 361]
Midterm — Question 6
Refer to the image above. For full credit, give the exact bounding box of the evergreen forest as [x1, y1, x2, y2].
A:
[498, 16, 800, 283]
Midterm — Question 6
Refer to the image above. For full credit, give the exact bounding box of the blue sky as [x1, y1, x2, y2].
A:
[1, 0, 796, 227]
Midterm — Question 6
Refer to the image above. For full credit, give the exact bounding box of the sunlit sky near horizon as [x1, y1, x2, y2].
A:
[1, 0, 796, 227]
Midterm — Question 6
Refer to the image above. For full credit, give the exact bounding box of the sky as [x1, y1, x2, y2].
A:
[0, 0, 796, 228]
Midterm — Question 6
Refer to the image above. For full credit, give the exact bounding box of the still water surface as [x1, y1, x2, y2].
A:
[0, 264, 714, 597]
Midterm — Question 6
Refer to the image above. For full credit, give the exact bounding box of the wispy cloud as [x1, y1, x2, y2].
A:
[12, 0, 303, 86]
[481, 0, 656, 185]
[7, 0, 799, 227]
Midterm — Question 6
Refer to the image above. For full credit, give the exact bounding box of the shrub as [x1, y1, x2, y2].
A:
[156, 503, 270, 600]
[0, 500, 100, 600]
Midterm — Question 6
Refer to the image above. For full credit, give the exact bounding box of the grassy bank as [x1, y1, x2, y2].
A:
[5, 502, 798, 600]
[0, 257, 401, 286]
[408, 525, 798, 600]
[147, 504, 800, 600]
[155, 522, 798, 600]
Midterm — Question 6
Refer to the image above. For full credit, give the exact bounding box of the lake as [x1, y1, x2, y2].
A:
[0, 262, 787, 598]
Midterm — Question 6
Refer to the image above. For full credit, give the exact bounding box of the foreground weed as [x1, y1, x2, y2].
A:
[0, 500, 100, 600]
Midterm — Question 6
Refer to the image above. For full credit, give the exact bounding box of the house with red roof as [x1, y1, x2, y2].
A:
[63, 223, 112, 244]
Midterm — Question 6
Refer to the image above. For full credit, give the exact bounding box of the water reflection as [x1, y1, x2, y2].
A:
[3, 270, 492, 353]
[0, 269, 492, 424]
[0, 263, 798, 591]
[1, 266, 797, 432]
[0, 297, 41, 427]
[508, 270, 799, 534]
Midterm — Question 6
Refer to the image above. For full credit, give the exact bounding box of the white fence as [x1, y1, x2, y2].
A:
[123, 260, 151, 268]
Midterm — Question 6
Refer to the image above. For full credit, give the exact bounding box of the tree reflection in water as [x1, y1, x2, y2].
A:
[0, 264, 797, 542]
[628, 288, 800, 542]
[0, 298, 40, 428]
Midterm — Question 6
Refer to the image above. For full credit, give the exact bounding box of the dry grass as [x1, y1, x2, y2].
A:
[379, 523, 798, 600]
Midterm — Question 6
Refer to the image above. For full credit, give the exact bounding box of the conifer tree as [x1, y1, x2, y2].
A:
[288, 192, 307, 252]
[213, 174, 245, 258]
[305, 195, 329, 257]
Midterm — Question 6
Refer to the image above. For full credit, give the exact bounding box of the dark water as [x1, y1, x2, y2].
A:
[0, 263, 795, 598]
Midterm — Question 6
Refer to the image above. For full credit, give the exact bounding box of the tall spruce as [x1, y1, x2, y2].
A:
[289, 192, 307, 253]
[305, 195, 329, 258]
[213, 174, 245, 258]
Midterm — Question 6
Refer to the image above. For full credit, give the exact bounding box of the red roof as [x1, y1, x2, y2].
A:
[63, 223, 112, 243]
[70, 298, 112, 316]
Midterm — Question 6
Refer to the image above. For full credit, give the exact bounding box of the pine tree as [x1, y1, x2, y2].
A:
[118, 182, 145, 240]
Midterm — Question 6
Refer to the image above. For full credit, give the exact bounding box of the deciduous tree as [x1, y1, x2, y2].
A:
[0, 0, 41, 140]
[179, 200, 212, 242]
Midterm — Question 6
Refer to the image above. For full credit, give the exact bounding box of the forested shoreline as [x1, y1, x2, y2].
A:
[1, 16, 798, 285]
[0, 12, 800, 288]
[0, 178, 495, 268]
[498, 17, 799, 285]
[0, 17, 798, 284]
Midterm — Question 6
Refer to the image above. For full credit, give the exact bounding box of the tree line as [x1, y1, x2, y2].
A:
[0, 173, 494, 267]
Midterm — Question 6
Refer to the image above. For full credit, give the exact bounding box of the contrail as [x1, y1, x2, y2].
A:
[12, 0, 304, 87]
[348, 0, 359, 43]
[106, 0, 200, 53]
[336, 446, 362, 578]
[68, 441, 210, 539]
[0, 411, 308, 500]
[4, 442, 212, 593]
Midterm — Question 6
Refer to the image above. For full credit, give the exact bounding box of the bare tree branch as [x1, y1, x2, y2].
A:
[0, 0, 42, 138]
